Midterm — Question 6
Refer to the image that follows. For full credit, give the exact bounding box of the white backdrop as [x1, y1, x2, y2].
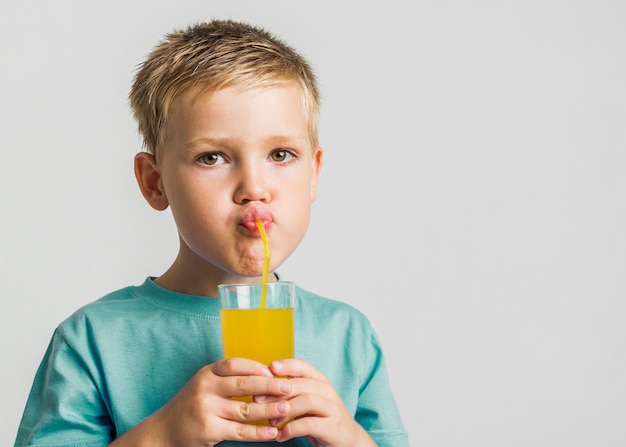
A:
[2, 1, 625, 446]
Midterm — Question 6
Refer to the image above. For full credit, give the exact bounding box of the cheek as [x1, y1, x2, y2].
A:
[296, 170, 317, 199]
[290, 194, 313, 233]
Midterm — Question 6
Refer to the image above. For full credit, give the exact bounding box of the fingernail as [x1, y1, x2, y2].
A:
[255, 394, 267, 403]
[272, 361, 283, 371]
[278, 379, 291, 393]
[276, 401, 288, 414]
[262, 367, 273, 377]
[266, 426, 278, 437]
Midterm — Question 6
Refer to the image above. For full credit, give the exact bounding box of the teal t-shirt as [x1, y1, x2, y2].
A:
[15, 278, 409, 446]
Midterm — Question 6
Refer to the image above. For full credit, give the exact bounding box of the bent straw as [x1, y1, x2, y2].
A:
[255, 219, 270, 308]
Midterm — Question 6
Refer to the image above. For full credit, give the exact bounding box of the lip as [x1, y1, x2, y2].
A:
[239, 206, 273, 234]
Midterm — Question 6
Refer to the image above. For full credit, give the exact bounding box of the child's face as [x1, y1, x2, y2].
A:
[152, 84, 322, 281]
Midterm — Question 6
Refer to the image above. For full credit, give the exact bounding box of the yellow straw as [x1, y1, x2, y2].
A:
[256, 219, 270, 308]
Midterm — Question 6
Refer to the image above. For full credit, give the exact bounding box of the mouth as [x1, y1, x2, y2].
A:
[239, 207, 273, 235]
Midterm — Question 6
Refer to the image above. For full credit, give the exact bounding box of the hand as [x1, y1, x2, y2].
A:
[110, 358, 292, 447]
[258, 359, 377, 447]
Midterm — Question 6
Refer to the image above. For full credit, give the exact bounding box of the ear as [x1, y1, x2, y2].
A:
[134, 152, 169, 211]
[309, 146, 323, 203]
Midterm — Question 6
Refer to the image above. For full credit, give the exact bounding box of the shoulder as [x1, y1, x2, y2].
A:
[66, 281, 145, 316]
[55, 279, 153, 340]
[294, 285, 372, 326]
[293, 284, 381, 356]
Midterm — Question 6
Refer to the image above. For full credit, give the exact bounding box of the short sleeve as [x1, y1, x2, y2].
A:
[355, 329, 410, 447]
[14, 326, 114, 447]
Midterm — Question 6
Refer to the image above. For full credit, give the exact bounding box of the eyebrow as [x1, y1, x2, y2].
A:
[185, 137, 239, 150]
[186, 135, 308, 150]
[265, 135, 309, 148]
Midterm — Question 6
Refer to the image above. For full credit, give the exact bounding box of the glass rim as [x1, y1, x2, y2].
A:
[217, 281, 295, 289]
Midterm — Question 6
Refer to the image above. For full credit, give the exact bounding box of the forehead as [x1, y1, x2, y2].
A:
[188, 78, 305, 107]
[165, 84, 310, 145]
[173, 82, 305, 119]
[157, 79, 317, 158]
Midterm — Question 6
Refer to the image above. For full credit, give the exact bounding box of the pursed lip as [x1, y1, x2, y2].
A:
[239, 206, 273, 234]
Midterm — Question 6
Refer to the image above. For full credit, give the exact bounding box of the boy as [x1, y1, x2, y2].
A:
[15, 20, 409, 446]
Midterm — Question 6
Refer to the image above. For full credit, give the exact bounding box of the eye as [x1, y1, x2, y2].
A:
[198, 152, 225, 166]
[270, 149, 295, 163]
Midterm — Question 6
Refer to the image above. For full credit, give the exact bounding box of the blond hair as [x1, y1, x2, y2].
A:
[129, 20, 320, 160]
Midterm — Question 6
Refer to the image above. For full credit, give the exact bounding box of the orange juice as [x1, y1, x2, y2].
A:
[220, 306, 294, 426]
[220, 307, 294, 364]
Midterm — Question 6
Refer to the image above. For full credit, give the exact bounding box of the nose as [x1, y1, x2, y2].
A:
[233, 162, 271, 204]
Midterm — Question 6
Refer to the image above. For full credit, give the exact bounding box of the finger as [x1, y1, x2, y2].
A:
[280, 392, 333, 419]
[254, 394, 284, 404]
[222, 376, 292, 398]
[269, 360, 339, 403]
[213, 357, 273, 378]
[223, 399, 290, 424]
[270, 391, 341, 432]
[274, 407, 342, 444]
[269, 359, 327, 381]
[254, 378, 292, 403]
[223, 420, 280, 442]
[275, 415, 318, 442]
